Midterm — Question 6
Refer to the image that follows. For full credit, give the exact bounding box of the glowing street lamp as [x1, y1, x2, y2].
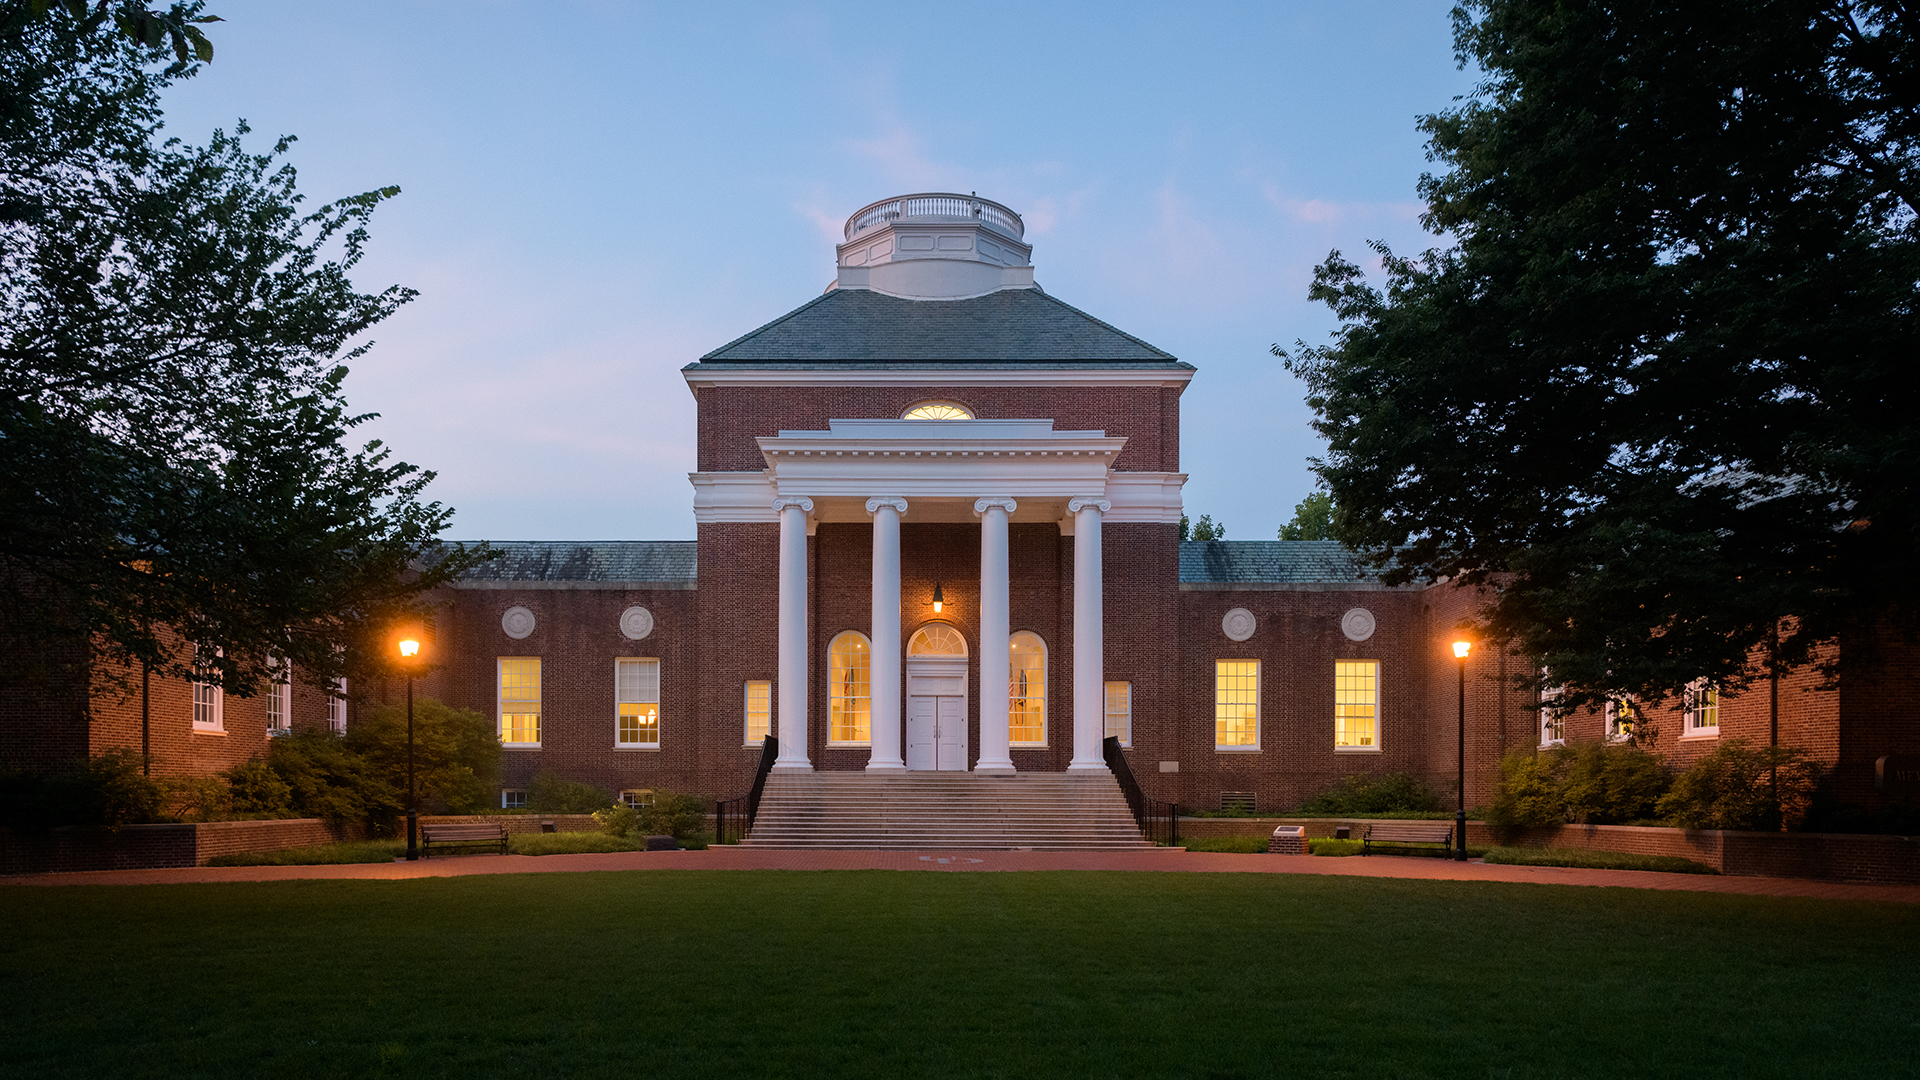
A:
[1452, 639, 1471, 862]
[398, 637, 422, 861]
[931, 582, 945, 614]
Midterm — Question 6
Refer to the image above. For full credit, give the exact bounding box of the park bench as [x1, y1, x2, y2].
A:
[1362, 821, 1454, 857]
[420, 821, 508, 858]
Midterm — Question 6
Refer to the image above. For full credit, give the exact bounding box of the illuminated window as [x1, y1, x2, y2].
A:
[616, 658, 660, 748]
[498, 657, 541, 746]
[1605, 697, 1639, 743]
[1334, 660, 1379, 750]
[908, 624, 967, 655]
[266, 658, 290, 735]
[1009, 632, 1047, 746]
[1683, 678, 1719, 737]
[192, 675, 223, 732]
[1540, 684, 1566, 746]
[901, 401, 973, 420]
[326, 678, 348, 733]
[1215, 660, 1259, 749]
[828, 632, 871, 745]
[619, 789, 653, 810]
[1105, 681, 1131, 747]
[744, 681, 772, 746]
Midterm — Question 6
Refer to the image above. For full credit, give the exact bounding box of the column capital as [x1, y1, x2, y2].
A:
[972, 496, 1017, 516]
[1068, 496, 1110, 514]
[771, 495, 814, 514]
[864, 496, 909, 516]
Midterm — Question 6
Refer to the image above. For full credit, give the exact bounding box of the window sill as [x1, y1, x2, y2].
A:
[1010, 742, 1049, 750]
[1215, 746, 1262, 753]
[614, 744, 661, 751]
[191, 728, 226, 736]
[1680, 730, 1720, 740]
[825, 742, 872, 749]
[1334, 745, 1381, 753]
[1539, 739, 1565, 749]
[502, 743, 542, 750]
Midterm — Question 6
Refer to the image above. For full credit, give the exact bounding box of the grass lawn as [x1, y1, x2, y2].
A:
[2, 871, 1915, 1079]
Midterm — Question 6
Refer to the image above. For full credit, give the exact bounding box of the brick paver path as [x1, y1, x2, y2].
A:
[7, 848, 1917, 903]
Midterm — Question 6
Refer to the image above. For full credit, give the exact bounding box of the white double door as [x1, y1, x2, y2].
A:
[904, 659, 968, 772]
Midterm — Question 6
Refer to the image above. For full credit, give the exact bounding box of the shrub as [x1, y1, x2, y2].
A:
[350, 698, 501, 814]
[163, 775, 234, 823]
[594, 804, 640, 838]
[510, 831, 642, 856]
[1180, 835, 1269, 853]
[1483, 846, 1719, 875]
[0, 749, 166, 830]
[1309, 838, 1365, 857]
[1488, 742, 1670, 827]
[1298, 772, 1442, 815]
[527, 771, 613, 813]
[1657, 739, 1821, 831]
[638, 791, 709, 841]
[265, 730, 402, 833]
[206, 840, 405, 866]
[225, 759, 294, 819]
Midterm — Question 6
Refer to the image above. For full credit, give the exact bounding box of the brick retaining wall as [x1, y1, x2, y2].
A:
[2, 818, 359, 874]
[1178, 816, 1920, 885]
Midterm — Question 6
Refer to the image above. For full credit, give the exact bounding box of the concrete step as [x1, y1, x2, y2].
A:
[741, 769, 1156, 850]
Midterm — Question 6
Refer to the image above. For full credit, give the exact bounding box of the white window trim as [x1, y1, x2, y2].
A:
[826, 631, 873, 747]
[501, 789, 527, 809]
[498, 657, 541, 749]
[1681, 677, 1720, 739]
[191, 679, 224, 733]
[1104, 680, 1131, 748]
[326, 677, 349, 734]
[1604, 697, 1636, 744]
[266, 670, 291, 735]
[1333, 659, 1382, 753]
[1539, 685, 1567, 748]
[1214, 659, 1262, 752]
[743, 680, 773, 747]
[614, 657, 661, 750]
[619, 789, 653, 810]
[1009, 631, 1048, 748]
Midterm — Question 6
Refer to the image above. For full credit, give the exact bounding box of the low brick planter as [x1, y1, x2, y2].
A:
[2, 818, 360, 875]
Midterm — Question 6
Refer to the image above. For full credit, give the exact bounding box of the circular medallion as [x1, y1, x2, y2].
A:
[1222, 608, 1257, 642]
[619, 605, 655, 641]
[1341, 607, 1377, 642]
[501, 606, 536, 640]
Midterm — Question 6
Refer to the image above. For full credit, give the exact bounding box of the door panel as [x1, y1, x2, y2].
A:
[936, 696, 967, 771]
[905, 695, 936, 771]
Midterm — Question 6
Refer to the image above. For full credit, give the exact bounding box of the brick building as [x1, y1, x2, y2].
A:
[17, 193, 1916, 828]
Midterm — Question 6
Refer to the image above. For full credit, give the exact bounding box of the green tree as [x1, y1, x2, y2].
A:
[1, 2, 488, 701]
[1277, 492, 1336, 541]
[350, 698, 501, 814]
[1178, 513, 1225, 541]
[1278, 1, 1918, 709]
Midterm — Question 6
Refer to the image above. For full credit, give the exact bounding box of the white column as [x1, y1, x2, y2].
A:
[1068, 496, 1110, 771]
[773, 496, 813, 771]
[865, 497, 908, 773]
[974, 497, 1017, 773]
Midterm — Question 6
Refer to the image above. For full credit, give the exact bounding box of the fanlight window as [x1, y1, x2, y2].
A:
[1009, 632, 1047, 745]
[902, 402, 973, 421]
[907, 623, 968, 656]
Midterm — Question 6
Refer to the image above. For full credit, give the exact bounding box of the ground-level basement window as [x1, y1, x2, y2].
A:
[501, 790, 527, 809]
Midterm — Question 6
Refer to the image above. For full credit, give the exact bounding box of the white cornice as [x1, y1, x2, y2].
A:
[682, 366, 1195, 394]
[690, 469, 1185, 526]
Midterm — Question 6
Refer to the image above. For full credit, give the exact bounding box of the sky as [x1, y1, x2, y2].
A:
[158, 1, 1481, 543]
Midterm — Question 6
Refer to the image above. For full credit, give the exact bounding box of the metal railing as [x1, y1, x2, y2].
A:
[715, 735, 778, 845]
[843, 192, 1025, 241]
[1103, 736, 1179, 846]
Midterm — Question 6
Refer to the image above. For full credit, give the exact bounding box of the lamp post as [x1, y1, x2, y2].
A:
[399, 637, 421, 861]
[1452, 639, 1471, 862]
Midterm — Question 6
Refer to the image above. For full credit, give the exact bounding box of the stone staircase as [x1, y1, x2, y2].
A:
[740, 770, 1159, 850]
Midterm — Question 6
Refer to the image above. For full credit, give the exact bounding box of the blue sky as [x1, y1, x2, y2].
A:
[160, 1, 1478, 542]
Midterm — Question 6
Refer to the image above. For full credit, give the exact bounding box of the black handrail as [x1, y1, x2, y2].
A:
[1103, 735, 1179, 845]
[715, 735, 778, 845]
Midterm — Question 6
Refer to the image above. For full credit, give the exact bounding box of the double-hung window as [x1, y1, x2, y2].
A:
[1334, 660, 1380, 750]
[1605, 697, 1639, 743]
[499, 657, 541, 746]
[744, 681, 772, 746]
[616, 658, 661, 748]
[326, 678, 348, 733]
[266, 658, 291, 735]
[1215, 660, 1260, 750]
[192, 649, 224, 733]
[1104, 681, 1131, 747]
[1539, 684, 1566, 746]
[1683, 678, 1719, 738]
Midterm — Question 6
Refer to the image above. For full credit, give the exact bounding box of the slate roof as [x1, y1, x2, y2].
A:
[691, 288, 1185, 365]
[1178, 541, 1381, 584]
[438, 541, 696, 583]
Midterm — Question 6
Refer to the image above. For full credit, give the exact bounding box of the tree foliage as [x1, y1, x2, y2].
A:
[1, 2, 488, 698]
[1279, 1, 1918, 708]
[351, 698, 501, 815]
[1178, 513, 1225, 541]
[1277, 491, 1337, 541]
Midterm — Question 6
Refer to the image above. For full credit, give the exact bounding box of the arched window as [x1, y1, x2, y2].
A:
[827, 632, 871, 744]
[901, 401, 973, 421]
[1009, 631, 1046, 746]
[907, 623, 968, 656]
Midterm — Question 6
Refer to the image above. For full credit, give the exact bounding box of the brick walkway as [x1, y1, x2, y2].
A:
[6, 847, 1918, 903]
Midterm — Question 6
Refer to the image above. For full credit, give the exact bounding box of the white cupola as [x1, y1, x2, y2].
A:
[830, 193, 1038, 300]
